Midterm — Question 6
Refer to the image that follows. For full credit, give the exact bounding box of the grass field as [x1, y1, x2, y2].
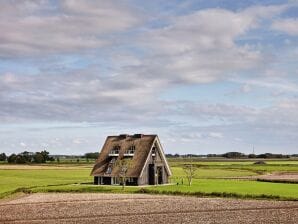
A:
[1, 159, 298, 200]
[0, 169, 91, 196]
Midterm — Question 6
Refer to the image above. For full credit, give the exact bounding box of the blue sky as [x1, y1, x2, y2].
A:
[0, 0, 298, 155]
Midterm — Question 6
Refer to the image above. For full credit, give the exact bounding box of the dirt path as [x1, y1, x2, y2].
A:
[1, 193, 298, 223]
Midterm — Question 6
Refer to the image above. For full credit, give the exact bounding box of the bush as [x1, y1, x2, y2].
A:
[0, 153, 7, 161]
[254, 161, 266, 165]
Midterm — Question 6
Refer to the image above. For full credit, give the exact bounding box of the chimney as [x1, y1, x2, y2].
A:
[133, 134, 143, 138]
[119, 134, 129, 139]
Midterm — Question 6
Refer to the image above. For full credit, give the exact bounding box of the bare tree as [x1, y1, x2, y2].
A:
[183, 157, 197, 186]
[115, 158, 133, 190]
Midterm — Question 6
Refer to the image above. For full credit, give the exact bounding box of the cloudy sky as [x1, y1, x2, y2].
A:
[1, 0, 298, 155]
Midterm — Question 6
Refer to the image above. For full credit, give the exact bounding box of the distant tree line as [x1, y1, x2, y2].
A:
[166, 154, 205, 158]
[84, 152, 99, 159]
[0, 150, 55, 164]
[1, 151, 296, 164]
[218, 152, 290, 159]
[166, 152, 294, 159]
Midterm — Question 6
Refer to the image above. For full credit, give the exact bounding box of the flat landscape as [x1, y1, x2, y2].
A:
[1, 193, 298, 223]
[1, 159, 298, 200]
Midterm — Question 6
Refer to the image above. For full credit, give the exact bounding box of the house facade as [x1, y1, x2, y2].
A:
[91, 134, 172, 186]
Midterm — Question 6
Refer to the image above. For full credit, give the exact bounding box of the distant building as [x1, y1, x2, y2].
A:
[91, 134, 172, 186]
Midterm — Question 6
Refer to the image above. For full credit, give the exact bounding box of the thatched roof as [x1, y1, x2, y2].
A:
[91, 134, 157, 177]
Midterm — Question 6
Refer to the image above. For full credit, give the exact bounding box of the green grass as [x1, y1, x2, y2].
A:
[0, 169, 92, 198]
[31, 184, 139, 194]
[151, 179, 298, 199]
[170, 161, 298, 174]
[24, 179, 298, 201]
[170, 167, 257, 178]
[1, 159, 298, 200]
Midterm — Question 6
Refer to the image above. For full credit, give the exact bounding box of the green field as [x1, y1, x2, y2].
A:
[0, 168, 92, 197]
[0, 159, 298, 200]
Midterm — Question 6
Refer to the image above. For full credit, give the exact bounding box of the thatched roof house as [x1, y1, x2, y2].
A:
[91, 134, 171, 186]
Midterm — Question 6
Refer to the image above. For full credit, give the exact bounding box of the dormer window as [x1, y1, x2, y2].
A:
[124, 145, 135, 156]
[128, 145, 135, 154]
[109, 145, 120, 156]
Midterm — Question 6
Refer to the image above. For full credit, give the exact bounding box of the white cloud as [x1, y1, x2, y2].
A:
[242, 4, 289, 19]
[137, 5, 287, 85]
[208, 132, 223, 139]
[232, 77, 298, 94]
[0, 0, 141, 57]
[0, 4, 291, 123]
[272, 18, 298, 36]
[1, 2, 297, 154]
[20, 142, 27, 147]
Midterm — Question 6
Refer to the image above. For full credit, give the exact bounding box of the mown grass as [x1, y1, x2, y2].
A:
[0, 169, 92, 198]
[1, 159, 298, 200]
[151, 179, 298, 199]
[170, 167, 257, 179]
[20, 179, 298, 201]
[170, 162, 298, 175]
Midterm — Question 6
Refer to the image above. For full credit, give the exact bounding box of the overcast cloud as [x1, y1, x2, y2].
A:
[0, 0, 298, 155]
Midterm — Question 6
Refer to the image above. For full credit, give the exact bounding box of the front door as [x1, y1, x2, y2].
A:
[148, 164, 155, 185]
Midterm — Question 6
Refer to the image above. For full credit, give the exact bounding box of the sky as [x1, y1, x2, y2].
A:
[0, 0, 298, 155]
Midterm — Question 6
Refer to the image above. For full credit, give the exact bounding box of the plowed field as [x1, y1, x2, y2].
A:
[1, 193, 298, 223]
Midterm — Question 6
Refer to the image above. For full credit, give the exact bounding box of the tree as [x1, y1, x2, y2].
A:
[34, 152, 45, 163]
[7, 154, 17, 163]
[40, 150, 50, 162]
[115, 158, 133, 190]
[248, 154, 256, 158]
[19, 151, 33, 163]
[222, 152, 246, 158]
[183, 157, 197, 186]
[0, 153, 7, 161]
[15, 155, 26, 164]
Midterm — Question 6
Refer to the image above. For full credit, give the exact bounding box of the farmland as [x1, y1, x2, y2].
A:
[0, 159, 298, 200]
[1, 193, 298, 223]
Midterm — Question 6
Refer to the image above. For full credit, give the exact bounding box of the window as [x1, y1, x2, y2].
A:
[152, 147, 156, 155]
[110, 145, 120, 155]
[127, 177, 134, 182]
[126, 145, 135, 154]
[112, 177, 119, 185]
[106, 166, 112, 174]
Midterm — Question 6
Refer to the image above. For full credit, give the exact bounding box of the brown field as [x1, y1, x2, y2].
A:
[257, 172, 298, 182]
[1, 193, 298, 223]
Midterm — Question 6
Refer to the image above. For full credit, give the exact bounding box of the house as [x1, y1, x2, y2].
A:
[91, 134, 172, 186]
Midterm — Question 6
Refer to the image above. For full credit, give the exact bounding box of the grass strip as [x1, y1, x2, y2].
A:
[136, 188, 298, 201]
